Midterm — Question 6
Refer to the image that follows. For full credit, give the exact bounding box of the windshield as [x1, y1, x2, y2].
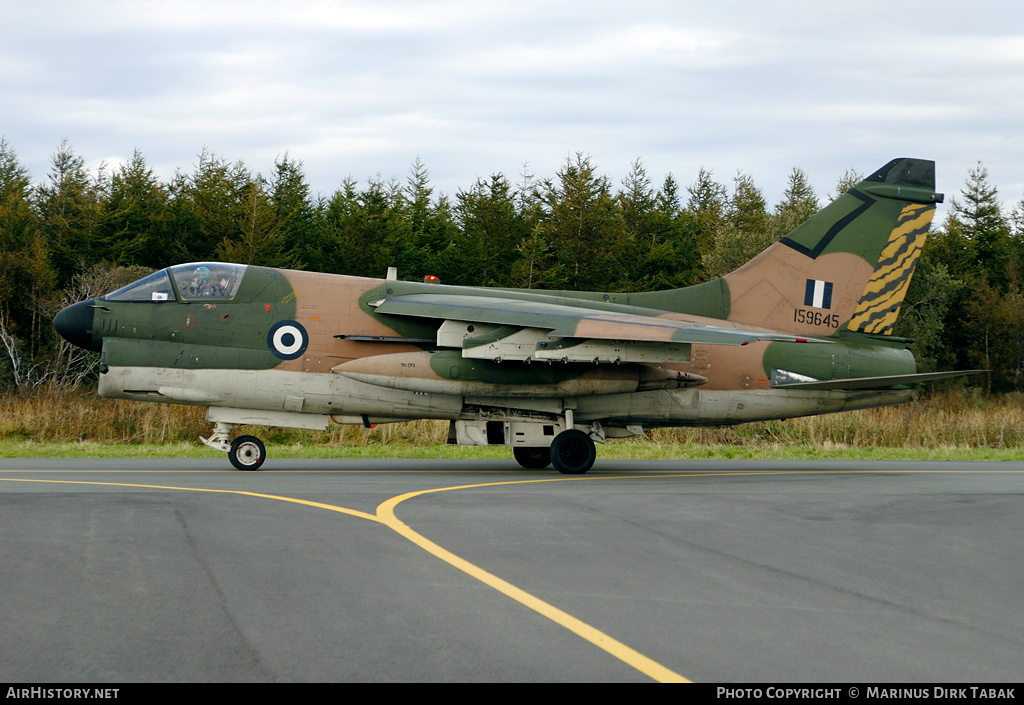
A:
[104, 270, 176, 302]
[171, 263, 247, 300]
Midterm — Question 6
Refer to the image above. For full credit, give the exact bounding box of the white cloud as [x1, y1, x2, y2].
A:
[2, 0, 1023, 209]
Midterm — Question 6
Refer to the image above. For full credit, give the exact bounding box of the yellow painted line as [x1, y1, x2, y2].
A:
[376, 478, 689, 682]
[0, 478, 379, 522]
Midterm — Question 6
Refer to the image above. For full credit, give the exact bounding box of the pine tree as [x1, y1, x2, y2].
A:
[271, 154, 319, 269]
[829, 168, 863, 202]
[0, 138, 54, 364]
[34, 140, 104, 286]
[618, 163, 700, 290]
[401, 158, 457, 280]
[99, 149, 169, 267]
[510, 227, 558, 290]
[702, 172, 771, 278]
[216, 175, 286, 266]
[533, 154, 623, 291]
[772, 167, 819, 237]
[166, 149, 253, 264]
[322, 175, 410, 279]
[451, 174, 530, 287]
[653, 174, 702, 288]
[617, 158, 658, 290]
[685, 167, 727, 257]
[945, 162, 1010, 290]
[0, 138, 42, 322]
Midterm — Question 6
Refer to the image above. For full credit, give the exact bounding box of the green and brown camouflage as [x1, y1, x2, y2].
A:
[53, 158, 977, 473]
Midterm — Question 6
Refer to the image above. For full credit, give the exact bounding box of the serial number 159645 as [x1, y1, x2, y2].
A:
[793, 308, 840, 328]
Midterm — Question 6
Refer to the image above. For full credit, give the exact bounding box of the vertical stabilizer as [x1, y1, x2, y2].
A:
[718, 158, 943, 337]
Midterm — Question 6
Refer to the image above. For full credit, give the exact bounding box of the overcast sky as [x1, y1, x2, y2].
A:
[2, 0, 1022, 215]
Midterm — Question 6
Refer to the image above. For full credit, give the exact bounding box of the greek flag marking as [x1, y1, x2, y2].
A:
[804, 279, 833, 309]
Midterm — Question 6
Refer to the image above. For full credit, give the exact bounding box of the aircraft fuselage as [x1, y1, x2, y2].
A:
[60, 262, 915, 435]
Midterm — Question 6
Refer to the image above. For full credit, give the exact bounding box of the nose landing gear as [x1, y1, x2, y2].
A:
[228, 436, 266, 471]
[200, 421, 267, 471]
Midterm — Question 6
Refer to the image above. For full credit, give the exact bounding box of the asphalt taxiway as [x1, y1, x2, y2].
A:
[1, 458, 1022, 682]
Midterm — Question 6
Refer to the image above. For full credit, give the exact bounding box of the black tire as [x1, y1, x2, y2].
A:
[549, 429, 596, 474]
[229, 435, 266, 471]
[513, 446, 551, 469]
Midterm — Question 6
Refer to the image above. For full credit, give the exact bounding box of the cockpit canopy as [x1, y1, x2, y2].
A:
[104, 263, 248, 302]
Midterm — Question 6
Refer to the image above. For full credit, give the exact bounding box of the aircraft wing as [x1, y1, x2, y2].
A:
[370, 292, 828, 364]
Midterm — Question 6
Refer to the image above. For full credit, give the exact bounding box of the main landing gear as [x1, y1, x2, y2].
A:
[512, 409, 598, 475]
[549, 429, 597, 474]
[200, 422, 267, 471]
[513, 446, 551, 469]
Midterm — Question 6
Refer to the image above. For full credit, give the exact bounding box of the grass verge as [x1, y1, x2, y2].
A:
[1, 386, 1021, 462]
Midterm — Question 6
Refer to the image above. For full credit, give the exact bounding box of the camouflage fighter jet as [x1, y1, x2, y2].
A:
[53, 158, 974, 473]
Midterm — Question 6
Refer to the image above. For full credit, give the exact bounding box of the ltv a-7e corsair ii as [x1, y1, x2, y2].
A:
[54, 158, 973, 473]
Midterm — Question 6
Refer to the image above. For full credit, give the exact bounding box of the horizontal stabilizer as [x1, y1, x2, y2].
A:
[772, 369, 986, 390]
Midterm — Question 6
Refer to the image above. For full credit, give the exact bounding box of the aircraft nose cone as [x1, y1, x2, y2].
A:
[53, 299, 100, 352]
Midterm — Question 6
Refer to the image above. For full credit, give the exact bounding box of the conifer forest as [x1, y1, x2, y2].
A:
[3, 137, 1024, 397]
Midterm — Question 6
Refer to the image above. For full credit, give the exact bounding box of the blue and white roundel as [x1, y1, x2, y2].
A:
[267, 320, 308, 360]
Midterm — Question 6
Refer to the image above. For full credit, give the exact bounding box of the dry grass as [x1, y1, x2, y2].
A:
[644, 388, 1024, 450]
[0, 387, 452, 447]
[0, 386, 1021, 450]
[0, 388, 210, 444]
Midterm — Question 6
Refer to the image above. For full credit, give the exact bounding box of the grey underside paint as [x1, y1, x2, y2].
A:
[99, 366, 912, 430]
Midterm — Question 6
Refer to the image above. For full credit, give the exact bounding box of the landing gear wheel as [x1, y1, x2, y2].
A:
[229, 435, 266, 471]
[513, 446, 551, 469]
[549, 429, 596, 475]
